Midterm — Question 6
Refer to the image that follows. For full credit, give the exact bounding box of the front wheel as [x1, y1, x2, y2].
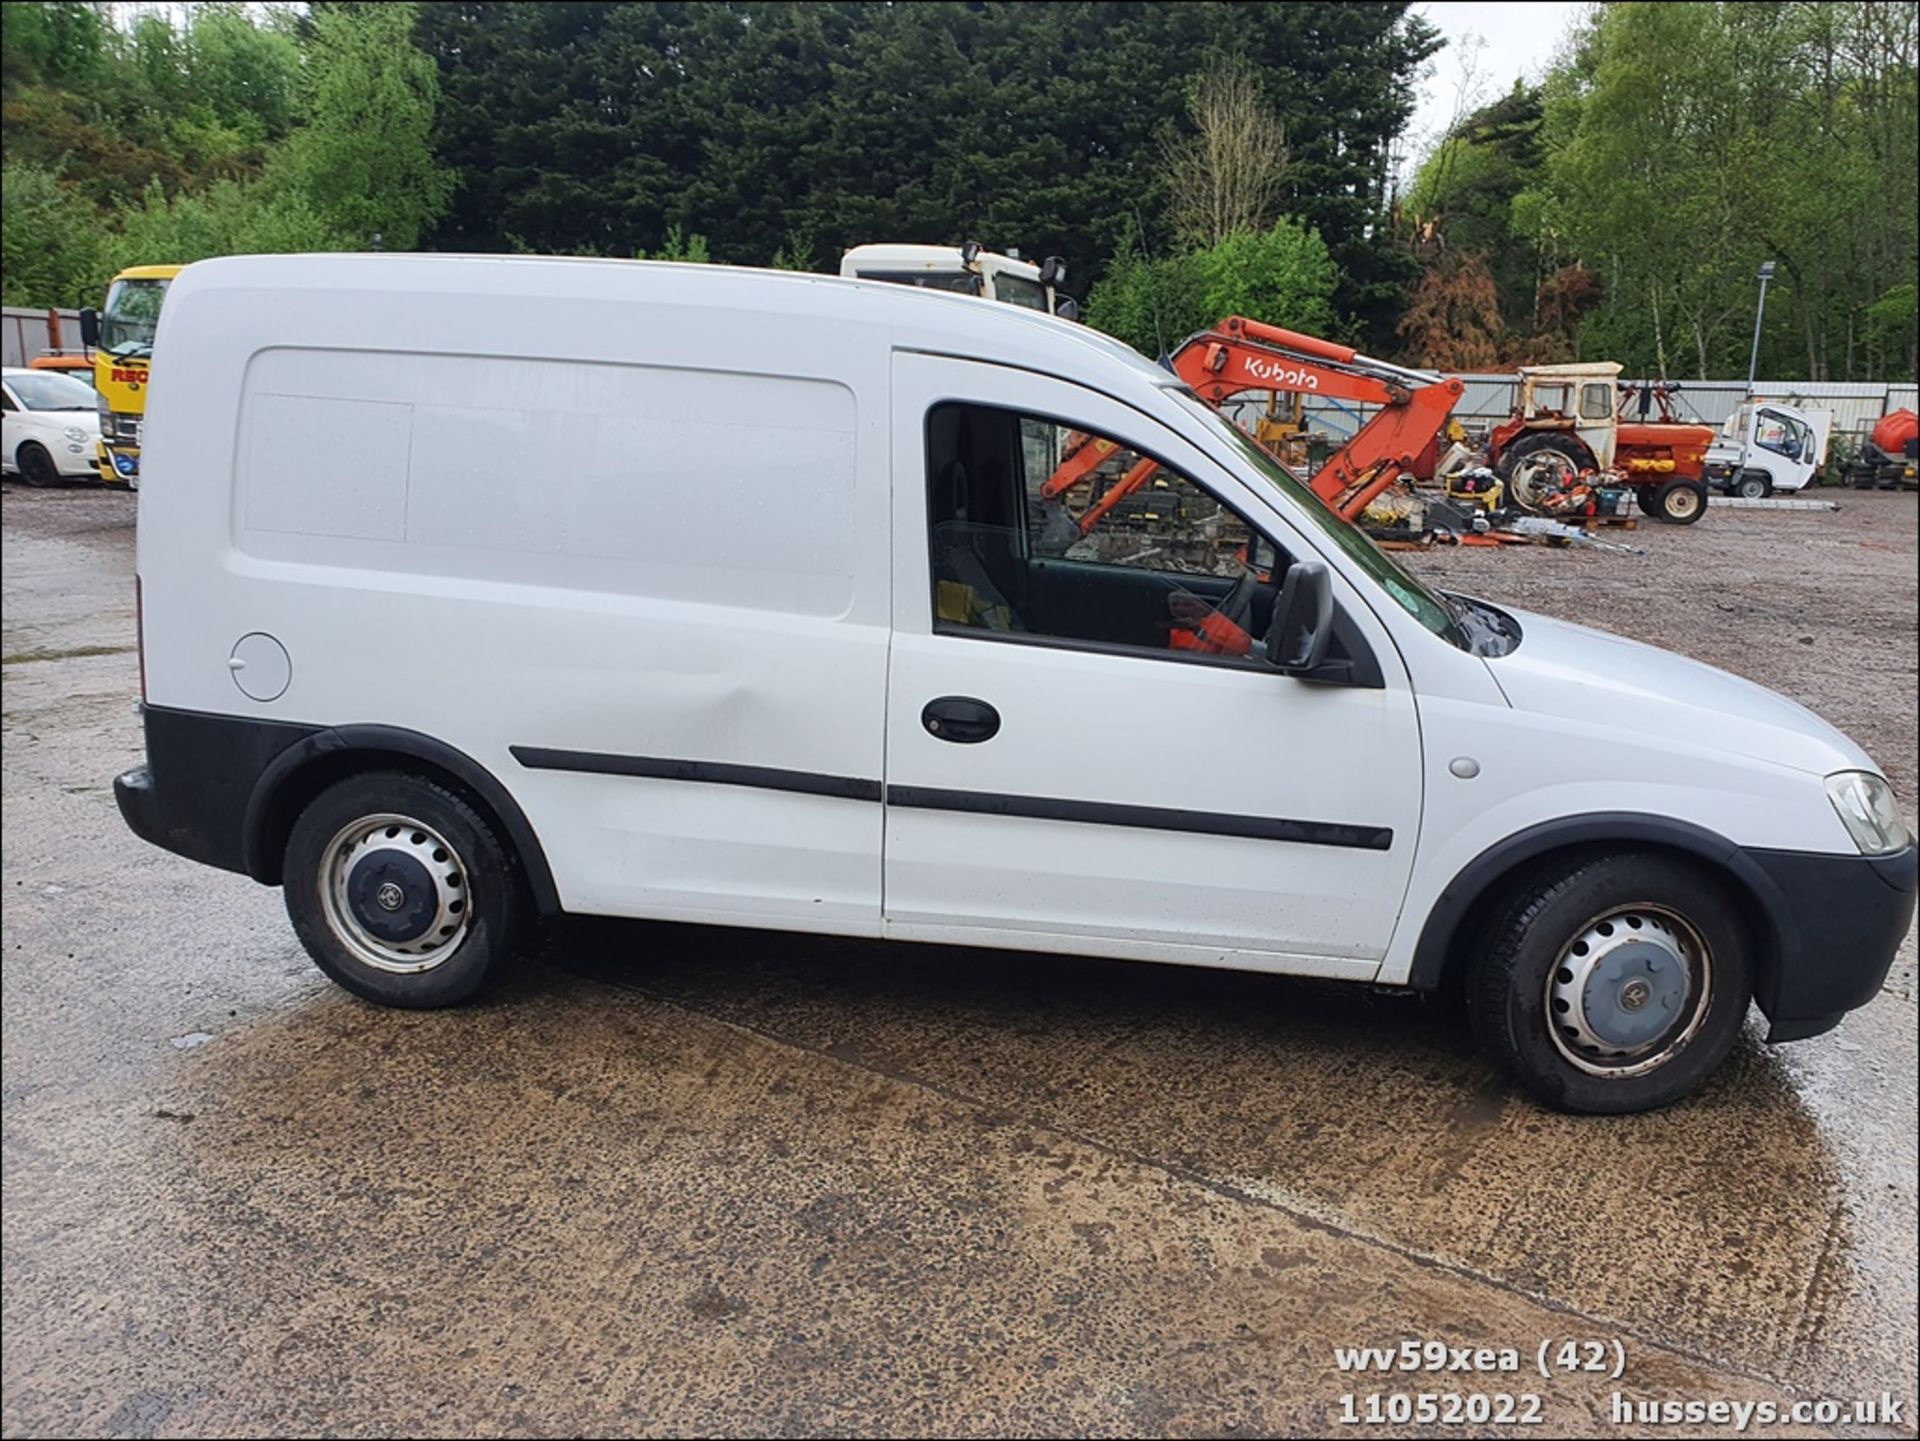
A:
[1468, 853, 1753, 1113]
[1649, 478, 1708, 523]
[17, 443, 60, 488]
[283, 771, 524, 1007]
[1733, 472, 1772, 500]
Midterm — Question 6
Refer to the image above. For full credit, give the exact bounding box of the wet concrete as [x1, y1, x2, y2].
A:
[3, 484, 1915, 1437]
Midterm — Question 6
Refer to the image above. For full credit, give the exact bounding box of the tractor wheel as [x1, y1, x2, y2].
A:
[1650, 478, 1708, 524]
[1497, 433, 1591, 514]
[1733, 472, 1772, 500]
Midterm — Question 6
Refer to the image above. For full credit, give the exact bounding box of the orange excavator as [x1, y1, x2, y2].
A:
[1042, 315, 1466, 532]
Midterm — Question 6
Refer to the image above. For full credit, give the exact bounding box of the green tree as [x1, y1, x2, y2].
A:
[281, 1, 451, 250]
[109, 175, 349, 272]
[1517, 1, 1917, 381]
[412, 2, 1439, 341]
[0, 162, 109, 306]
[1087, 218, 1338, 356]
[635, 224, 711, 262]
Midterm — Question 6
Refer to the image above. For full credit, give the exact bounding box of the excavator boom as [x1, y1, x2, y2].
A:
[1043, 316, 1463, 529]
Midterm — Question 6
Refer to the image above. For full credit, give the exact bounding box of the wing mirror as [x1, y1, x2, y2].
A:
[1039, 255, 1067, 287]
[1265, 562, 1334, 675]
[78, 307, 99, 351]
[1055, 296, 1081, 323]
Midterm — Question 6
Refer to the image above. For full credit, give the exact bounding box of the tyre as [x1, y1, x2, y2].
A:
[1496, 433, 1591, 513]
[1733, 472, 1771, 500]
[17, 443, 60, 489]
[282, 771, 524, 1008]
[1468, 852, 1753, 1113]
[1650, 478, 1707, 523]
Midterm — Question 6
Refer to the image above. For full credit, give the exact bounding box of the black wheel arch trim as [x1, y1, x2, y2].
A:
[1406, 810, 1794, 998]
[243, 724, 562, 916]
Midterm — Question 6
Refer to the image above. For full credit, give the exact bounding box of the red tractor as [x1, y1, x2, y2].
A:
[1487, 363, 1716, 523]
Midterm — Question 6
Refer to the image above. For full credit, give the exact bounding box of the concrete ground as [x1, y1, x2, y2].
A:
[3, 484, 1914, 1439]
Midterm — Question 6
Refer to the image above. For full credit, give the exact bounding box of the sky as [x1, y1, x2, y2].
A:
[1403, 1, 1593, 172]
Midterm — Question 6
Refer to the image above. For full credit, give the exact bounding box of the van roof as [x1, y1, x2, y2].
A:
[168, 251, 1175, 392]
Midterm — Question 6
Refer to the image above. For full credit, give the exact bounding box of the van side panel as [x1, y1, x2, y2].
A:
[139, 269, 891, 933]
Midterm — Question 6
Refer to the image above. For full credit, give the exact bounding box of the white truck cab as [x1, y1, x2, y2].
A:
[115, 255, 1913, 1114]
[841, 241, 1074, 318]
[1705, 400, 1833, 497]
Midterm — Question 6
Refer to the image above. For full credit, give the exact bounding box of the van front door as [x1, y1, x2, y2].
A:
[882, 354, 1423, 977]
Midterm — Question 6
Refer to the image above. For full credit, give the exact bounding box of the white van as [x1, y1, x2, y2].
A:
[115, 255, 1914, 1114]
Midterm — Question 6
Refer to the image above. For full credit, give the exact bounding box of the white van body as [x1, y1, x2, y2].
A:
[117, 255, 1913, 1113]
[1705, 400, 1834, 497]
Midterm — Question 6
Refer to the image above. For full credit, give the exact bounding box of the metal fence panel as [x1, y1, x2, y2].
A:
[1229, 370, 1916, 457]
[2, 307, 84, 368]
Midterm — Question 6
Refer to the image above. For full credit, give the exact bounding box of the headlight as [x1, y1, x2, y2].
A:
[1825, 771, 1910, 855]
[64, 426, 89, 443]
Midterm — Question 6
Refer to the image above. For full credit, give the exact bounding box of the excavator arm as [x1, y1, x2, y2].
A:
[1042, 315, 1464, 529]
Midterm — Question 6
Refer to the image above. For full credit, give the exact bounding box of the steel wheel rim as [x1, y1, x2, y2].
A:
[319, 813, 470, 974]
[1544, 903, 1712, 1078]
[1736, 478, 1766, 499]
[1508, 450, 1577, 510]
[1664, 486, 1702, 519]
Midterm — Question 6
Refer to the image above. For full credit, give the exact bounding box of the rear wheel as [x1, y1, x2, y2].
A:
[1733, 472, 1772, 500]
[283, 771, 523, 1007]
[1497, 433, 1590, 513]
[17, 443, 59, 488]
[1468, 852, 1752, 1113]
[1650, 478, 1707, 523]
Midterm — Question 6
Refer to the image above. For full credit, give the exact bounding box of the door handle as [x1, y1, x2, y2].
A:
[922, 695, 1000, 744]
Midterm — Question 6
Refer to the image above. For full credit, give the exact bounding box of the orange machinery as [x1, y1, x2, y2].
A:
[1042, 316, 1465, 532]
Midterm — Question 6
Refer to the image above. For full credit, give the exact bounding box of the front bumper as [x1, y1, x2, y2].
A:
[1750, 843, 1917, 1041]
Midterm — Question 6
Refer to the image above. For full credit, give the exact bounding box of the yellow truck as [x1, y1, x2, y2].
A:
[79, 264, 182, 488]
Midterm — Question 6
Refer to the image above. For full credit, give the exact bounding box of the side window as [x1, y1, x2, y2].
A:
[1579, 382, 1613, 420]
[925, 402, 1282, 665]
[1, 390, 16, 413]
[1754, 411, 1797, 456]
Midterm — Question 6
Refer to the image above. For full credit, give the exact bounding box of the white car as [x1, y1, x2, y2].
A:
[2, 367, 103, 487]
[112, 255, 1913, 1115]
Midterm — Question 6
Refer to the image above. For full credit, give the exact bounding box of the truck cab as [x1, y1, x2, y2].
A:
[79, 263, 183, 489]
[841, 242, 1075, 318]
[1705, 401, 1833, 498]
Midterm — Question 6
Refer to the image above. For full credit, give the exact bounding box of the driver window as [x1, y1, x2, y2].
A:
[1755, 411, 1799, 456]
[926, 401, 1283, 665]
